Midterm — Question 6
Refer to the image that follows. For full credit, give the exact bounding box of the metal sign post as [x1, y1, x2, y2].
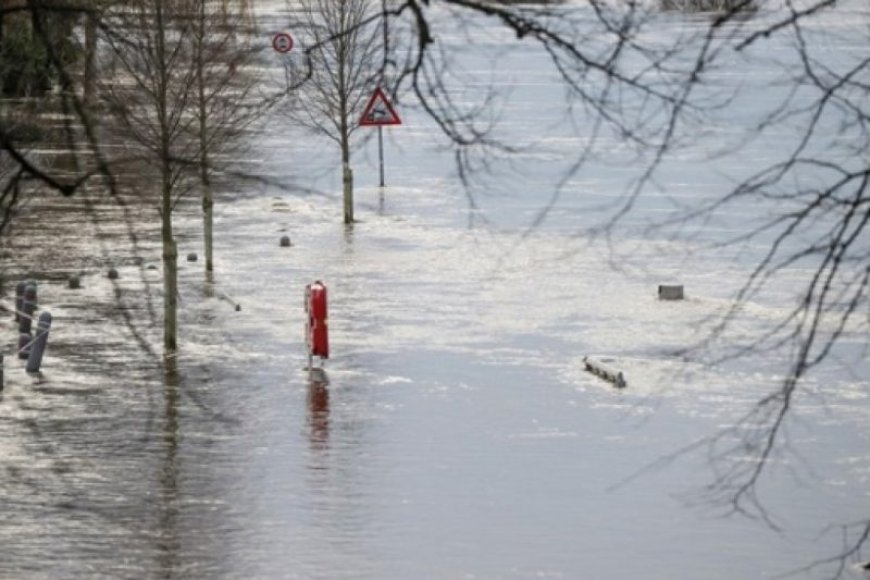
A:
[378, 126, 385, 187]
[360, 88, 401, 189]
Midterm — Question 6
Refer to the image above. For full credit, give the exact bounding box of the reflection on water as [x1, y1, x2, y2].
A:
[307, 370, 330, 451]
[158, 357, 181, 578]
[342, 222, 356, 257]
[203, 270, 215, 297]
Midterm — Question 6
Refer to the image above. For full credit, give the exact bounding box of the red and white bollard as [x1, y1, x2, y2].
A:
[305, 281, 329, 369]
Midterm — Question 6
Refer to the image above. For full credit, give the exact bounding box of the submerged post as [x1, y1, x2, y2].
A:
[18, 332, 32, 360]
[14, 281, 25, 322]
[26, 312, 52, 374]
[19, 283, 36, 335]
[27, 280, 37, 309]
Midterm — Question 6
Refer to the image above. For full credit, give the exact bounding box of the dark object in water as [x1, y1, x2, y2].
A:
[583, 356, 627, 389]
[658, 285, 684, 301]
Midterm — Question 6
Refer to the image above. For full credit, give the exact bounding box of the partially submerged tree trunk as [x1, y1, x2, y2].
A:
[98, 0, 261, 352]
[342, 163, 353, 224]
[200, 150, 214, 271]
[161, 165, 178, 353]
[195, 0, 214, 271]
[338, 31, 353, 224]
[155, 0, 178, 354]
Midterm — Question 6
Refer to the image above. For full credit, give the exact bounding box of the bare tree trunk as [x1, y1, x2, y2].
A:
[290, 0, 383, 223]
[341, 134, 353, 224]
[201, 159, 214, 271]
[161, 164, 178, 354]
[196, 0, 214, 272]
[338, 33, 353, 224]
[155, 0, 178, 354]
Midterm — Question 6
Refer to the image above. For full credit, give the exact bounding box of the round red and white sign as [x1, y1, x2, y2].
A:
[272, 32, 294, 54]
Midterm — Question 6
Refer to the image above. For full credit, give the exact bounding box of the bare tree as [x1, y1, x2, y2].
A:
[190, 0, 260, 274]
[98, 0, 200, 354]
[286, 0, 385, 224]
[654, 1, 869, 572]
[286, 0, 867, 572]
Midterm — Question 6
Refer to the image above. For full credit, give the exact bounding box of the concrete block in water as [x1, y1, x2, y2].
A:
[658, 285, 684, 300]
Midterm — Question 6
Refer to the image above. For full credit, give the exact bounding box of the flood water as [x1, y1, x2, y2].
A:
[1, 1, 869, 579]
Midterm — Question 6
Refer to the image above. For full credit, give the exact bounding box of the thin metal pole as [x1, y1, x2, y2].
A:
[378, 125, 385, 187]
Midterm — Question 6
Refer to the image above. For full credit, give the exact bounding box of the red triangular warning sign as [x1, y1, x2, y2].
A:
[359, 87, 402, 127]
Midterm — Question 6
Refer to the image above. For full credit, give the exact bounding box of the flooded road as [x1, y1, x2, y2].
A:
[2, 1, 869, 578]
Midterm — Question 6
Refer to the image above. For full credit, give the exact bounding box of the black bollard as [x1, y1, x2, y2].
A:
[68, 275, 81, 289]
[18, 332, 32, 360]
[187, 252, 198, 262]
[14, 281, 25, 322]
[19, 283, 36, 335]
[280, 235, 291, 247]
[107, 267, 119, 280]
[26, 312, 52, 374]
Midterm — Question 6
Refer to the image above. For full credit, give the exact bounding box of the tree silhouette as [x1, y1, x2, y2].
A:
[289, 0, 867, 572]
